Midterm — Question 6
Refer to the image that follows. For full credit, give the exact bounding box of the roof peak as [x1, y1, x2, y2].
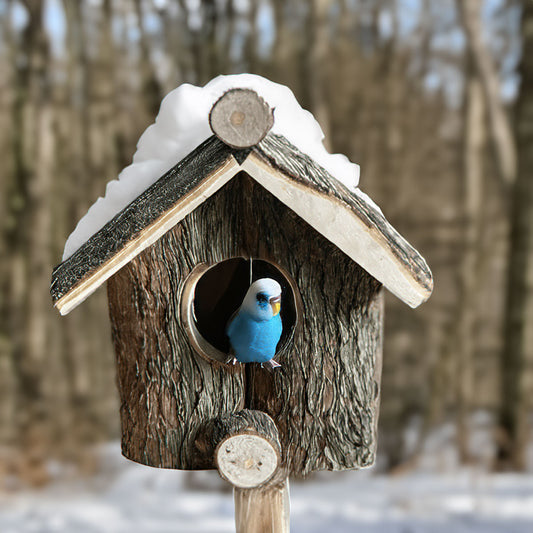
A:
[62, 75, 360, 261]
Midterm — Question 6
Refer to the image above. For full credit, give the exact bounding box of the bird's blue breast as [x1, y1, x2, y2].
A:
[227, 311, 282, 363]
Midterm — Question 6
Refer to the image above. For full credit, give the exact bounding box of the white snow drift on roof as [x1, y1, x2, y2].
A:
[62, 73, 361, 260]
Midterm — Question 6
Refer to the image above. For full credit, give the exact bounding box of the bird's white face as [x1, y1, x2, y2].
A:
[241, 278, 282, 321]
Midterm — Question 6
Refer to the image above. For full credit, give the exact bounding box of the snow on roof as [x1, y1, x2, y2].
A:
[62, 74, 361, 260]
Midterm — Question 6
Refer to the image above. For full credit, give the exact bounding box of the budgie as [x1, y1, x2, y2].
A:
[226, 278, 283, 369]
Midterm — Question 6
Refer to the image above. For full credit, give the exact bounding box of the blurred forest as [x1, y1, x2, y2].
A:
[0, 0, 532, 488]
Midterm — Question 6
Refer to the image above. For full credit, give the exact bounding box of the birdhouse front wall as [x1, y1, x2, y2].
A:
[107, 171, 384, 476]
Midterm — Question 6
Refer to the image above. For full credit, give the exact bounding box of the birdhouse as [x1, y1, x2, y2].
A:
[51, 74, 432, 531]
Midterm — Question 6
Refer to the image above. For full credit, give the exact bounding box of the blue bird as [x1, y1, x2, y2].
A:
[226, 278, 283, 369]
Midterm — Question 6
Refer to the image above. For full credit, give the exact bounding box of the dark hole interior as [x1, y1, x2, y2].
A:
[193, 258, 298, 355]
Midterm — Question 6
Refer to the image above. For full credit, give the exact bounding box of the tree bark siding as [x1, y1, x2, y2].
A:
[107, 254, 245, 470]
[107, 172, 383, 475]
[211, 410, 281, 459]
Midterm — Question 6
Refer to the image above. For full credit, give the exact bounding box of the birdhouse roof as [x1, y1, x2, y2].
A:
[51, 75, 432, 315]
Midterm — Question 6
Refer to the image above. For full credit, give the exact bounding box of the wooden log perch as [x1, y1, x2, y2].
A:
[209, 89, 274, 149]
[213, 409, 284, 489]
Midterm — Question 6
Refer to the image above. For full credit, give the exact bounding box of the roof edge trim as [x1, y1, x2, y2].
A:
[54, 156, 240, 315]
[51, 132, 432, 314]
[241, 152, 432, 308]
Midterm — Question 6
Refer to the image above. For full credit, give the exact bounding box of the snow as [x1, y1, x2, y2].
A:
[2, 432, 533, 533]
[62, 74, 361, 261]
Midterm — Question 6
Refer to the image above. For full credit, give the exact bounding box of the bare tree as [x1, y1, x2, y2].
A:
[458, 0, 516, 186]
[496, 0, 533, 471]
[134, 0, 163, 117]
[455, 70, 486, 463]
[8, 0, 55, 486]
[304, 0, 332, 146]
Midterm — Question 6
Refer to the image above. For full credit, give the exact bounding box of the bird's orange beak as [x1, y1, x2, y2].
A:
[270, 295, 281, 316]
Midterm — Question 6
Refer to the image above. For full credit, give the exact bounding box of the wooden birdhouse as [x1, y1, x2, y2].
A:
[51, 75, 432, 532]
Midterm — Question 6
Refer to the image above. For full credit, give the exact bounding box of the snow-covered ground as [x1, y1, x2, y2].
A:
[1, 442, 533, 533]
[2, 414, 533, 533]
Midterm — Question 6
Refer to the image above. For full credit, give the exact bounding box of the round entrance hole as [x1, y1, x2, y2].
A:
[181, 258, 300, 364]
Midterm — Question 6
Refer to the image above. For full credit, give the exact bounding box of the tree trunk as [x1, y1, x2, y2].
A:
[10, 0, 54, 486]
[456, 74, 485, 463]
[245, 0, 259, 73]
[496, 2, 533, 471]
[0, 0, 18, 450]
[458, 0, 516, 186]
[133, 0, 163, 117]
[304, 0, 332, 147]
[271, 0, 291, 80]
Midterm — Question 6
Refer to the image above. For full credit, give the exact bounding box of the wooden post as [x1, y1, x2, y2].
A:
[234, 480, 290, 533]
[212, 410, 289, 532]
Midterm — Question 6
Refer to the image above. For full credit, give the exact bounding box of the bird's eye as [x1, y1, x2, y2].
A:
[256, 293, 268, 303]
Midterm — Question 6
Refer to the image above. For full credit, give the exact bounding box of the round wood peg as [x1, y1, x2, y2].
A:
[209, 88, 274, 149]
[216, 433, 279, 489]
[212, 410, 283, 490]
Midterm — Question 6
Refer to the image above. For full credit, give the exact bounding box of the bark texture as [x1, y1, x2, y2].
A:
[210, 410, 281, 458]
[107, 172, 384, 475]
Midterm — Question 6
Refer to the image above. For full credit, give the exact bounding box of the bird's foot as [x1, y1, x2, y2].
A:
[263, 359, 281, 371]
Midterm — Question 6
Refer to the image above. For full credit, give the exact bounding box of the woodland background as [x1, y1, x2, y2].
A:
[0, 0, 532, 490]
